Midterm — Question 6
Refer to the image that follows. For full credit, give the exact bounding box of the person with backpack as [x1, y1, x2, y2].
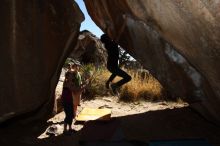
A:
[61, 62, 87, 134]
[70, 62, 83, 117]
[61, 63, 75, 134]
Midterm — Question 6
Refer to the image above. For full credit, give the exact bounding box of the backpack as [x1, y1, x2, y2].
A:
[64, 71, 81, 90]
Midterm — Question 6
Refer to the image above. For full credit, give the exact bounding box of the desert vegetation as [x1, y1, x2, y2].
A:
[69, 62, 165, 102]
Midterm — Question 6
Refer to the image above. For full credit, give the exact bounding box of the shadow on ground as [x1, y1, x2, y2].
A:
[0, 107, 220, 146]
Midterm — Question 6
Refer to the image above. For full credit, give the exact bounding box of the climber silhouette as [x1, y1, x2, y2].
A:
[100, 33, 131, 95]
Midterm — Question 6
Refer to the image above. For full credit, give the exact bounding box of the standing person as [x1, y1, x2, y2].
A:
[61, 63, 75, 134]
[100, 33, 131, 95]
[70, 62, 85, 117]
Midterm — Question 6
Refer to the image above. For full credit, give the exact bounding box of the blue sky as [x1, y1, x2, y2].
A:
[75, 0, 104, 38]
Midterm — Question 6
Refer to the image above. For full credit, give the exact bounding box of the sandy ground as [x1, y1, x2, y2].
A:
[54, 68, 188, 118]
[0, 71, 220, 146]
[38, 95, 188, 138]
[1, 94, 220, 146]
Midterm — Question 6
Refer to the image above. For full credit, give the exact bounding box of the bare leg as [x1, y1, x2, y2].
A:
[73, 92, 81, 116]
[68, 124, 73, 131]
[73, 104, 77, 118]
[64, 123, 67, 132]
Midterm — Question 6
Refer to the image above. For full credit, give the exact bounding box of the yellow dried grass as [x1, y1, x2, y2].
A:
[85, 67, 164, 102]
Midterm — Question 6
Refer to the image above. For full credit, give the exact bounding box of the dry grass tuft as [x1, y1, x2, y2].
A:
[118, 69, 164, 102]
[82, 65, 165, 102]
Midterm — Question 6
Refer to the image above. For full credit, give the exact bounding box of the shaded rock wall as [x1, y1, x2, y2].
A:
[84, 0, 220, 122]
[70, 30, 107, 65]
[0, 0, 84, 122]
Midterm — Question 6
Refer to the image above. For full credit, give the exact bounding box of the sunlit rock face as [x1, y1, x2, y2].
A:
[70, 30, 107, 65]
[0, 0, 84, 122]
[84, 0, 220, 122]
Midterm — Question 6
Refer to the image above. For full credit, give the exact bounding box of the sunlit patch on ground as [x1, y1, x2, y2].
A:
[38, 95, 188, 139]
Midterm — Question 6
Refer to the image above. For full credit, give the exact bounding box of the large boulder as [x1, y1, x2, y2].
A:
[84, 0, 220, 123]
[0, 0, 84, 122]
[70, 30, 107, 65]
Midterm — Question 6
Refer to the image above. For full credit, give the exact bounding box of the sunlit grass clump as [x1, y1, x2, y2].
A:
[119, 70, 164, 102]
[81, 64, 110, 99]
[81, 64, 164, 102]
